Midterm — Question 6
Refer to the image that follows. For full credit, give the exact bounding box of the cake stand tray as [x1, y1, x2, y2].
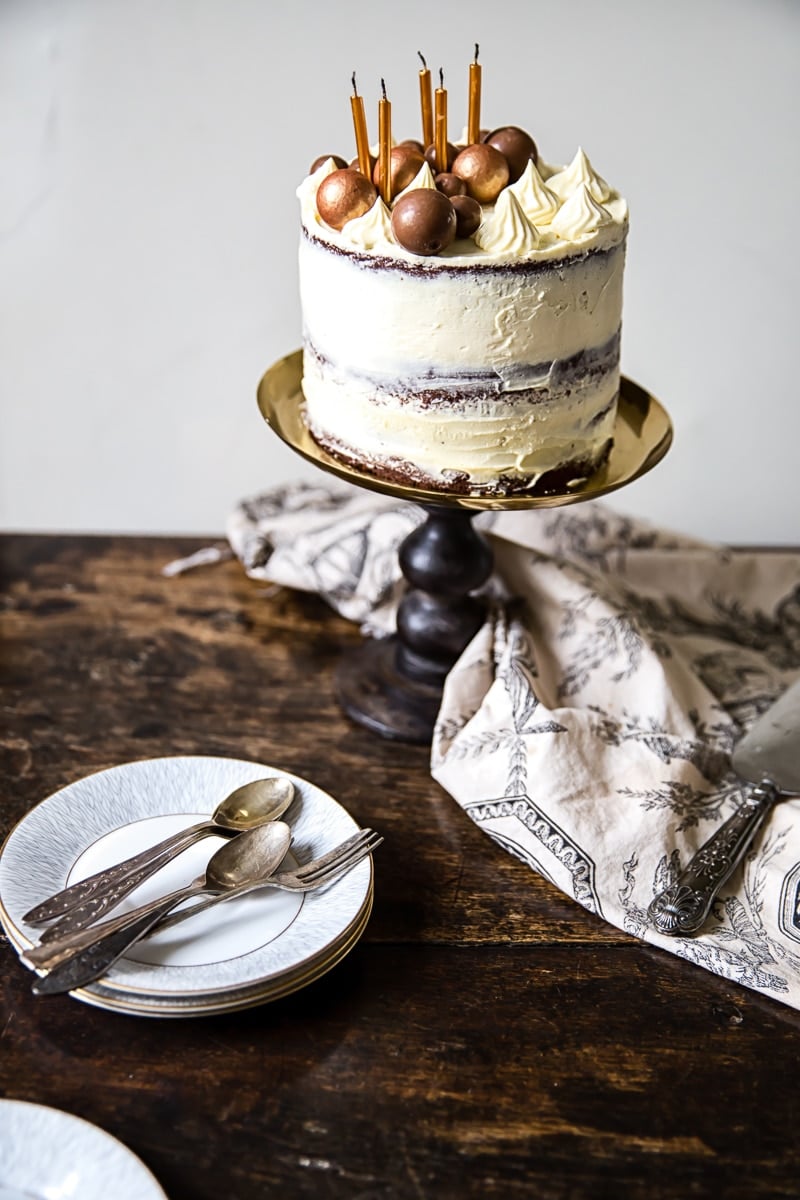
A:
[258, 350, 673, 511]
[257, 351, 673, 743]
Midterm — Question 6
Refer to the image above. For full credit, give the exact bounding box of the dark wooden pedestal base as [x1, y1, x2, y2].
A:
[336, 636, 444, 745]
[336, 505, 493, 744]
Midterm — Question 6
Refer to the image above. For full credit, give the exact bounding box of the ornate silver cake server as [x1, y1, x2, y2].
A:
[648, 676, 800, 937]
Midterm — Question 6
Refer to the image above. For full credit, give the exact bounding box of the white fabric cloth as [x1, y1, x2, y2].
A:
[226, 482, 800, 1008]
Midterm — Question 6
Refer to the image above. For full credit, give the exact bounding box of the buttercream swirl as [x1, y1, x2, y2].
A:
[550, 183, 612, 240]
[342, 196, 393, 250]
[474, 189, 539, 255]
[508, 160, 559, 226]
[547, 147, 612, 203]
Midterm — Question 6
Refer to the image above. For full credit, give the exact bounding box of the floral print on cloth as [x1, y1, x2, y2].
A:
[225, 483, 800, 1007]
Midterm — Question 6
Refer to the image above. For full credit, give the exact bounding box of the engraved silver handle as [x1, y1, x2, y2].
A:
[23, 820, 214, 926]
[24, 877, 208, 971]
[34, 827, 219, 943]
[31, 894, 190, 996]
[648, 781, 778, 937]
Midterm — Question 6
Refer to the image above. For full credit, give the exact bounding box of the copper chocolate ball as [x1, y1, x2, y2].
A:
[400, 138, 425, 153]
[435, 172, 467, 198]
[484, 126, 538, 182]
[373, 145, 426, 194]
[316, 168, 377, 230]
[424, 141, 459, 172]
[391, 189, 457, 256]
[451, 143, 510, 203]
[349, 152, 378, 177]
[310, 154, 348, 173]
[451, 194, 482, 239]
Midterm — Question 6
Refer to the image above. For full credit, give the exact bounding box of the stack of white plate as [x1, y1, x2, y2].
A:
[0, 756, 374, 1017]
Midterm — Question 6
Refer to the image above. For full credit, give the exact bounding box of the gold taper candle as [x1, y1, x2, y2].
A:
[350, 72, 371, 177]
[378, 78, 392, 203]
[418, 51, 434, 147]
[434, 68, 447, 173]
[467, 44, 482, 145]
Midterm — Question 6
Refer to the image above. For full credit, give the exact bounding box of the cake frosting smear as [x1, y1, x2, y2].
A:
[297, 75, 628, 495]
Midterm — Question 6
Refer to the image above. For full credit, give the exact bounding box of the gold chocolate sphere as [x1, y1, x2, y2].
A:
[451, 143, 510, 203]
[373, 146, 426, 195]
[316, 169, 377, 231]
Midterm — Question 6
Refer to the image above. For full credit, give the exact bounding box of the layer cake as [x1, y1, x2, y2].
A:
[297, 120, 628, 495]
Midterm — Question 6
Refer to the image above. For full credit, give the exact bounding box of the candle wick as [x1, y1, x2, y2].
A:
[439, 67, 444, 89]
[474, 43, 479, 63]
[352, 71, 358, 97]
[381, 77, 387, 101]
[418, 50, 427, 70]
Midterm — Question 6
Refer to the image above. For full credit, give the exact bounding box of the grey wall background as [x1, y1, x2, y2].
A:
[2, 0, 798, 543]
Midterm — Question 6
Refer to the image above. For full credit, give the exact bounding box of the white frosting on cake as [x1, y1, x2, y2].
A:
[299, 236, 624, 377]
[302, 351, 619, 490]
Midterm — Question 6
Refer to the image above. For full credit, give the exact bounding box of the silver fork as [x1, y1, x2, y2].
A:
[25, 829, 381, 995]
[155, 827, 381, 933]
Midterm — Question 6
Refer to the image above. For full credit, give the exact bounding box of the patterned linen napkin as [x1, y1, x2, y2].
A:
[223, 482, 800, 1008]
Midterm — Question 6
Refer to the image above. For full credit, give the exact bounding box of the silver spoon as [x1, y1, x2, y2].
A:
[24, 776, 295, 936]
[28, 820, 293, 994]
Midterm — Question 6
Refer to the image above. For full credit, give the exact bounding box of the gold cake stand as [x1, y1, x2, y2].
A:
[258, 350, 673, 743]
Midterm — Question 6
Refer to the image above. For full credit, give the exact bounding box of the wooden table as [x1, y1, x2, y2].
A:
[2, 533, 799, 1199]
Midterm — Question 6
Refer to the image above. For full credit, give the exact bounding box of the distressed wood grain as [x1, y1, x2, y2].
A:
[1, 534, 799, 1200]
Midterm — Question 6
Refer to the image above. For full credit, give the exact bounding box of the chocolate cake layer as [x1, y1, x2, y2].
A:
[303, 330, 621, 408]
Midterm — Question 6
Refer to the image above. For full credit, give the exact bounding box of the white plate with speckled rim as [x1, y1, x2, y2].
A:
[0, 1099, 167, 1199]
[0, 757, 374, 1016]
